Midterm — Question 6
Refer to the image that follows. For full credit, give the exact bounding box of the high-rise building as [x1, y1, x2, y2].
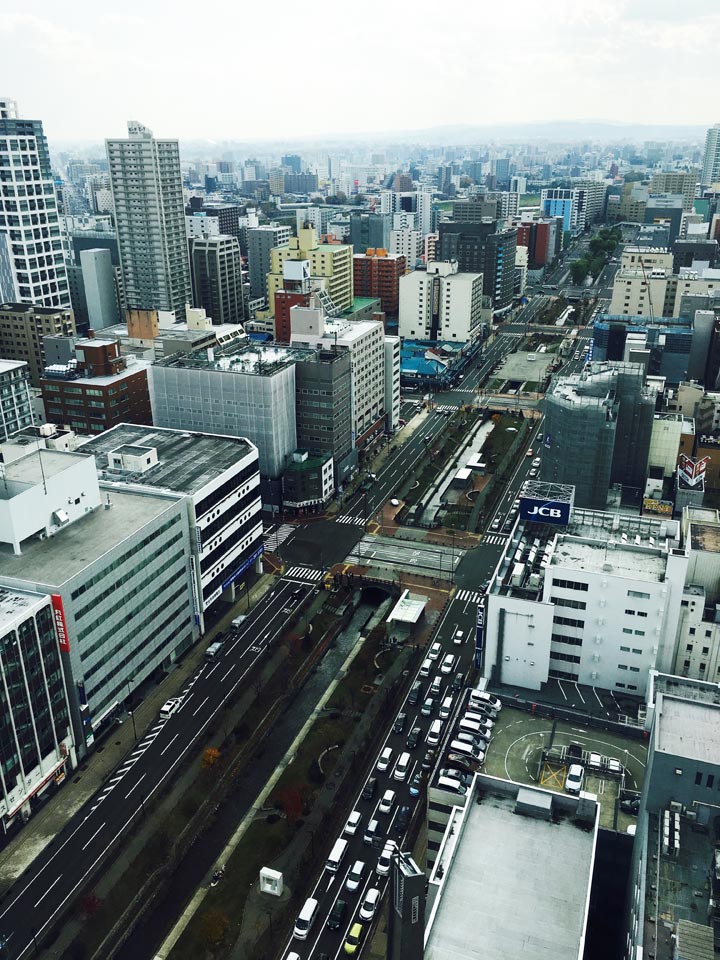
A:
[0, 587, 74, 832]
[190, 235, 245, 325]
[80, 248, 120, 329]
[650, 171, 699, 212]
[701, 123, 720, 186]
[353, 250, 406, 314]
[0, 360, 34, 440]
[294, 348, 355, 486]
[106, 121, 191, 320]
[485, 228, 518, 314]
[247, 224, 291, 300]
[267, 226, 353, 315]
[0, 303, 76, 386]
[389, 227, 422, 272]
[282, 155, 302, 175]
[398, 261, 484, 343]
[541, 362, 656, 507]
[0, 98, 69, 307]
[349, 212, 391, 251]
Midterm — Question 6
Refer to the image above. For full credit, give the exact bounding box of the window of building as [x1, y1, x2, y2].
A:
[689, 627, 696, 635]
[696, 771, 703, 785]
[628, 590, 650, 599]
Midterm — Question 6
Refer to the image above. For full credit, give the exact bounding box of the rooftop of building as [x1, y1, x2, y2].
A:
[0, 449, 87, 499]
[689, 521, 720, 553]
[656, 694, 720, 764]
[42, 355, 151, 387]
[551, 536, 668, 582]
[0, 303, 71, 316]
[77, 424, 256, 495]
[643, 811, 716, 960]
[0, 487, 179, 588]
[0, 584, 50, 632]
[0, 358, 28, 375]
[153, 341, 311, 375]
[425, 776, 596, 960]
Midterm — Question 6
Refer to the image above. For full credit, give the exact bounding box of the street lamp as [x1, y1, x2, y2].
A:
[128, 708, 137, 741]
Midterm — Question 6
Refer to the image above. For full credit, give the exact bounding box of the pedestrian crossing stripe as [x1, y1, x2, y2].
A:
[284, 566, 324, 582]
[484, 534, 507, 545]
[336, 514, 365, 526]
[456, 589, 483, 604]
[263, 523, 295, 549]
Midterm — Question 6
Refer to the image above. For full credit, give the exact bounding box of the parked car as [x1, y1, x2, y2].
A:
[406, 726, 421, 750]
[359, 888, 381, 922]
[440, 654, 456, 675]
[361, 777, 377, 801]
[439, 768, 473, 786]
[565, 764, 585, 794]
[408, 772, 423, 798]
[446, 752, 482, 773]
[344, 811, 362, 836]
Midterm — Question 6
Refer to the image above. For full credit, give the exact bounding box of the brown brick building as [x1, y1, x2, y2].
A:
[40, 336, 152, 434]
[0, 303, 76, 386]
[352, 249, 406, 315]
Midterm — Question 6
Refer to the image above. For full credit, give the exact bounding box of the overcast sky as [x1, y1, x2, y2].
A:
[2, 0, 718, 142]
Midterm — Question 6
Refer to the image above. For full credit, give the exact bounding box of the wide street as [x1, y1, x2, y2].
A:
[1, 579, 312, 959]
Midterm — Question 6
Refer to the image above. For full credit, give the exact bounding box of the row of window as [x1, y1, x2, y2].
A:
[70, 514, 181, 600]
[552, 577, 588, 592]
[552, 596, 587, 611]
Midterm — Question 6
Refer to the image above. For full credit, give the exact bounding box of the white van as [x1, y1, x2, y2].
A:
[393, 751, 411, 782]
[294, 897, 319, 939]
[428, 642, 442, 661]
[159, 698, 181, 720]
[326, 838, 349, 873]
[427, 719, 443, 747]
[439, 696, 454, 720]
[419, 658, 433, 678]
[205, 641, 223, 660]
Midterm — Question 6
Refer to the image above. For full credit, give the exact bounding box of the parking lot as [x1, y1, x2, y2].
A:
[484, 707, 647, 830]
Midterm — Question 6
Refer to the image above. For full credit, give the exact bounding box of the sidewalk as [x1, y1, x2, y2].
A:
[0, 573, 277, 891]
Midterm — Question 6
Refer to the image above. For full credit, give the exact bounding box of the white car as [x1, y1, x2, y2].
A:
[346, 860, 366, 892]
[469, 691, 502, 713]
[565, 764, 585, 794]
[376, 841, 397, 876]
[379, 789, 396, 814]
[359, 887, 381, 921]
[440, 654, 456, 675]
[428, 642, 442, 661]
[344, 810, 362, 836]
[377, 747, 393, 772]
[453, 629, 464, 646]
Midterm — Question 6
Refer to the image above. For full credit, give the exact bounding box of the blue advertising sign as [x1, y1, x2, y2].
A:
[475, 601, 485, 669]
[519, 496, 571, 525]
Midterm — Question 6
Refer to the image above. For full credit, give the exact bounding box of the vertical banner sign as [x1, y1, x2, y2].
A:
[51, 594, 70, 652]
[475, 601, 485, 669]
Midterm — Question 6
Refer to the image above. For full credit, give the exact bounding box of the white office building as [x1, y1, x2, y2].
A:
[384, 336, 401, 433]
[0, 359, 35, 440]
[390, 228, 423, 272]
[106, 121, 192, 321]
[290, 302, 392, 448]
[398, 261, 484, 343]
[484, 503, 688, 696]
[0, 426, 260, 752]
[701, 123, 720, 186]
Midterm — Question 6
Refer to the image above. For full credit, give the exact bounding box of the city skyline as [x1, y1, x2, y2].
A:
[2, 0, 718, 142]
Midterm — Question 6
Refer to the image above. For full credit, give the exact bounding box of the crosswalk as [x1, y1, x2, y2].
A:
[456, 588, 483, 604]
[263, 523, 294, 551]
[484, 533, 508, 545]
[336, 513, 366, 526]
[435, 404, 460, 412]
[284, 565, 325, 583]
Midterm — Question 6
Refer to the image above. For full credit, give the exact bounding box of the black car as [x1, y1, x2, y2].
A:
[451, 672, 465, 692]
[620, 796, 640, 815]
[361, 776, 377, 801]
[406, 726, 421, 750]
[327, 898, 348, 930]
[393, 712, 407, 734]
[408, 680, 422, 705]
[395, 805, 411, 835]
[421, 749, 436, 771]
[446, 752, 481, 773]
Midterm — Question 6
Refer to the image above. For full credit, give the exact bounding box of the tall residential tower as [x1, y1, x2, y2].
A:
[0, 97, 69, 307]
[106, 121, 191, 320]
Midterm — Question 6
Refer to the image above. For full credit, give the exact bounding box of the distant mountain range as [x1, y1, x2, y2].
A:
[50, 119, 708, 157]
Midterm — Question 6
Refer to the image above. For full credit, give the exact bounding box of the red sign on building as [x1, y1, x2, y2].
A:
[51, 594, 70, 653]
